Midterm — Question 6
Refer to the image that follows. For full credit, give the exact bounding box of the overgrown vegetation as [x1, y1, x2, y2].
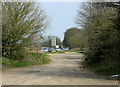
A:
[63, 2, 120, 75]
[76, 2, 120, 75]
[2, 53, 51, 69]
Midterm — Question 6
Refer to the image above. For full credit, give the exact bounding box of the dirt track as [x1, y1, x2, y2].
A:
[2, 52, 118, 85]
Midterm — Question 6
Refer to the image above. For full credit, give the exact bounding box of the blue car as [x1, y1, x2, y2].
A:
[48, 48, 52, 52]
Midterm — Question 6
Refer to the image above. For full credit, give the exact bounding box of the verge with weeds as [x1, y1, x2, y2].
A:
[82, 59, 119, 76]
[47, 51, 64, 54]
[2, 52, 51, 69]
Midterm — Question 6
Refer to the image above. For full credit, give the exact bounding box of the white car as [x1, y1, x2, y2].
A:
[42, 48, 48, 52]
[56, 48, 61, 51]
[63, 47, 69, 51]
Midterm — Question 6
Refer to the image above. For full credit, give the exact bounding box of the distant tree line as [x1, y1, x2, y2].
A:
[63, 28, 88, 49]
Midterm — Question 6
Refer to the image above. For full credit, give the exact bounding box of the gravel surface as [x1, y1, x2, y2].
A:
[2, 52, 118, 85]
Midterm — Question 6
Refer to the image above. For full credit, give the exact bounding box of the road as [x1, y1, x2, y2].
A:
[2, 52, 118, 85]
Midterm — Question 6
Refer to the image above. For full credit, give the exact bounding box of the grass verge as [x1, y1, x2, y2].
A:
[82, 61, 119, 76]
[75, 50, 86, 54]
[47, 51, 64, 54]
[64, 50, 86, 53]
[2, 52, 51, 69]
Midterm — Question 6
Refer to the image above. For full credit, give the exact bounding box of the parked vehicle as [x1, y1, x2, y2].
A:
[63, 47, 69, 51]
[48, 48, 52, 52]
[56, 48, 61, 51]
[60, 48, 64, 51]
[42, 48, 48, 52]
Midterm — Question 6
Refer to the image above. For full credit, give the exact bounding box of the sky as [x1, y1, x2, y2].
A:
[39, 2, 81, 41]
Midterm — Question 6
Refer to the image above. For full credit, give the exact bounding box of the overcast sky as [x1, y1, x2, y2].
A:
[40, 2, 81, 41]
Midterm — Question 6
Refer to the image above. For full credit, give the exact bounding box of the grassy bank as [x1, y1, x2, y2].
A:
[64, 50, 86, 54]
[75, 50, 86, 54]
[83, 61, 119, 76]
[47, 50, 85, 54]
[2, 52, 51, 69]
[46, 50, 86, 54]
[48, 51, 64, 54]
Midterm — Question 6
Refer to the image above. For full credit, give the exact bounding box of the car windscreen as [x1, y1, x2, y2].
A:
[43, 48, 47, 50]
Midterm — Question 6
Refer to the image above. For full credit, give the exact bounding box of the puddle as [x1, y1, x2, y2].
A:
[28, 71, 40, 73]
[72, 58, 80, 60]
